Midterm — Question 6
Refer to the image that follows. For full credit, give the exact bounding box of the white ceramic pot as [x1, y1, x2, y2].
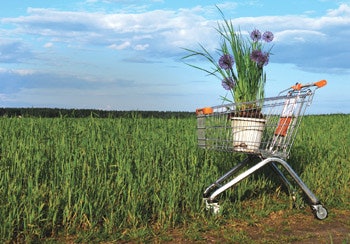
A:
[231, 117, 266, 153]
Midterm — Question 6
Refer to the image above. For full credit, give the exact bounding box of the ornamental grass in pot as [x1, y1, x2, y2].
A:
[183, 8, 274, 152]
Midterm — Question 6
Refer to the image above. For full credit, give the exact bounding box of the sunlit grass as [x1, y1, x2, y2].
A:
[0, 114, 349, 242]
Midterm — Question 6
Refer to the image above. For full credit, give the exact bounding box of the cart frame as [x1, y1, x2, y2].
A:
[197, 80, 328, 219]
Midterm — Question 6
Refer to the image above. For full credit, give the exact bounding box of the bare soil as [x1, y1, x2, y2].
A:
[163, 208, 350, 244]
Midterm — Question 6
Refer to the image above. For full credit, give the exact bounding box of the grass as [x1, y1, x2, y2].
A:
[0, 114, 349, 242]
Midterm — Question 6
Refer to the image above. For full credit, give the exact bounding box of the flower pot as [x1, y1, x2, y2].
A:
[231, 117, 266, 153]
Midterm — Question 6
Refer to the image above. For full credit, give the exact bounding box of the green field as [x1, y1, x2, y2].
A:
[0, 114, 349, 242]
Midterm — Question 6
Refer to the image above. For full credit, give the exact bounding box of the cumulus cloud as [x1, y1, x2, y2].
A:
[2, 7, 214, 53]
[1, 3, 350, 73]
[327, 3, 350, 16]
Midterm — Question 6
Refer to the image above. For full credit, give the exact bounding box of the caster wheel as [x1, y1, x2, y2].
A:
[312, 205, 328, 220]
[204, 199, 221, 215]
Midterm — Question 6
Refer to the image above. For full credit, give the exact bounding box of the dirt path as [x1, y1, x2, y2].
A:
[237, 208, 350, 243]
[164, 208, 350, 243]
[54, 208, 350, 243]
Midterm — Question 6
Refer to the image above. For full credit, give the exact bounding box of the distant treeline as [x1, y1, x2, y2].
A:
[0, 107, 194, 118]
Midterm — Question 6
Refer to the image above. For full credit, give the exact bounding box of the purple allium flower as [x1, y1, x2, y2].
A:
[262, 31, 274, 42]
[250, 29, 261, 42]
[250, 50, 269, 67]
[221, 77, 236, 90]
[250, 50, 263, 62]
[218, 54, 234, 70]
[258, 52, 269, 66]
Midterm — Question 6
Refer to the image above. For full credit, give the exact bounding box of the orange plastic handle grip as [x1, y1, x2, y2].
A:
[292, 79, 327, 90]
[196, 107, 213, 115]
[291, 83, 303, 90]
[314, 79, 327, 88]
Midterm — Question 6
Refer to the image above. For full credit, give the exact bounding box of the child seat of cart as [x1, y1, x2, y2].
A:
[274, 96, 297, 137]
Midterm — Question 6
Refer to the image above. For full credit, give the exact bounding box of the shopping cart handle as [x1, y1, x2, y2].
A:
[292, 80, 327, 90]
[314, 79, 327, 88]
[196, 107, 213, 115]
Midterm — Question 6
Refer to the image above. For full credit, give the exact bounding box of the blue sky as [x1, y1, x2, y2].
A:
[0, 0, 349, 113]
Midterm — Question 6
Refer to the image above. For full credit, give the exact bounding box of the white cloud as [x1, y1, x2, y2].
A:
[108, 41, 131, 50]
[1, 4, 350, 73]
[44, 42, 53, 48]
[0, 67, 36, 75]
[134, 43, 149, 50]
[275, 30, 327, 43]
[327, 3, 350, 16]
[15, 69, 36, 76]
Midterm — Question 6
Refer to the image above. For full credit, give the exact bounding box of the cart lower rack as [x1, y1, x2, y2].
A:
[196, 80, 328, 220]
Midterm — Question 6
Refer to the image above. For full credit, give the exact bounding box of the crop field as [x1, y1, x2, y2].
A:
[0, 114, 349, 242]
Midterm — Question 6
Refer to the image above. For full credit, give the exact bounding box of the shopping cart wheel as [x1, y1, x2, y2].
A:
[203, 199, 221, 215]
[311, 204, 328, 220]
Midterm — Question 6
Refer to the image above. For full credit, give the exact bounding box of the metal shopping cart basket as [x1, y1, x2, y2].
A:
[196, 80, 328, 220]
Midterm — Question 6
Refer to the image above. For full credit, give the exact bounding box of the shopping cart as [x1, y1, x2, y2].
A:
[196, 80, 328, 220]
